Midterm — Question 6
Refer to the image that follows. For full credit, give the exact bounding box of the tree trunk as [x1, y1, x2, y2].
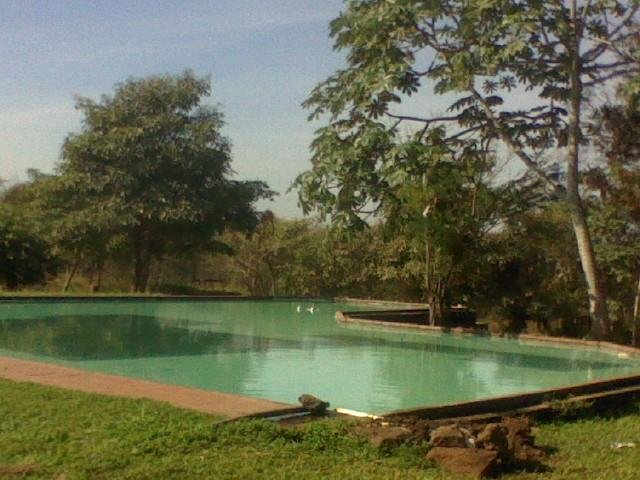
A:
[424, 243, 447, 326]
[139, 255, 152, 292]
[90, 259, 104, 293]
[155, 256, 165, 289]
[428, 291, 444, 326]
[132, 234, 143, 293]
[5, 271, 18, 291]
[632, 271, 640, 347]
[566, 4, 609, 339]
[191, 255, 199, 284]
[264, 260, 277, 297]
[62, 251, 81, 292]
[131, 224, 152, 293]
[133, 255, 152, 292]
[568, 204, 609, 338]
[425, 240, 431, 294]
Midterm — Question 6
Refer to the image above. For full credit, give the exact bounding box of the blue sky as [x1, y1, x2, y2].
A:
[0, 0, 346, 217]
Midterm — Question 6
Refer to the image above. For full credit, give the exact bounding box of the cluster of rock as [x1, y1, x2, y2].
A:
[357, 416, 546, 478]
[296, 394, 546, 478]
[426, 417, 545, 477]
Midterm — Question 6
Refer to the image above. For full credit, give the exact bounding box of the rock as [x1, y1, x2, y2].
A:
[502, 416, 535, 451]
[368, 426, 413, 449]
[459, 427, 476, 448]
[429, 425, 468, 448]
[427, 447, 499, 478]
[409, 420, 432, 442]
[476, 423, 510, 459]
[394, 417, 433, 443]
[514, 444, 547, 466]
[298, 394, 330, 415]
[502, 417, 531, 437]
[352, 423, 412, 450]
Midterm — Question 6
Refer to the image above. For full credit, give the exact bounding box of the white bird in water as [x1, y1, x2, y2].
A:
[306, 305, 316, 314]
[296, 305, 302, 313]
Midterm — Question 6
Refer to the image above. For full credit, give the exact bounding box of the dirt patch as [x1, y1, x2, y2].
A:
[0, 464, 39, 476]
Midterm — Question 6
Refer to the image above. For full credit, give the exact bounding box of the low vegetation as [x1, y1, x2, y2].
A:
[1, 379, 639, 479]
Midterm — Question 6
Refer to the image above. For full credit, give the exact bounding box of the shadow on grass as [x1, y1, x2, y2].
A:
[535, 398, 640, 423]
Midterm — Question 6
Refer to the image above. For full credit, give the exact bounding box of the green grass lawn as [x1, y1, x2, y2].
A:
[1, 379, 639, 479]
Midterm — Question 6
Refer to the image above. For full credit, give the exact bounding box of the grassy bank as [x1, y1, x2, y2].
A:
[1, 379, 639, 479]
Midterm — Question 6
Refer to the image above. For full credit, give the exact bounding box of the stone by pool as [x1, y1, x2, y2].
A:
[0, 298, 638, 414]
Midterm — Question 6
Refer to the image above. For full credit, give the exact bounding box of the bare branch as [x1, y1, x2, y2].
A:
[445, 124, 486, 141]
[583, 68, 640, 87]
[583, 60, 633, 72]
[469, 87, 566, 198]
[385, 112, 460, 124]
[584, 35, 639, 64]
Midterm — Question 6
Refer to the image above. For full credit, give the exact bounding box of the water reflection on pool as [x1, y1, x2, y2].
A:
[1, 299, 638, 413]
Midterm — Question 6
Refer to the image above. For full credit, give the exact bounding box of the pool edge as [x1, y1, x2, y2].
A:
[382, 373, 640, 419]
[0, 355, 297, 419]
[336, 310, 640, 357]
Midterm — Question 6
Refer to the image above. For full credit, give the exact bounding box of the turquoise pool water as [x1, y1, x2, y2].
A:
[1, 299, 638, 414]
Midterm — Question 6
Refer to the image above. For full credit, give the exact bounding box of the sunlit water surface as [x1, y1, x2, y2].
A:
[1, 299, 638, 413]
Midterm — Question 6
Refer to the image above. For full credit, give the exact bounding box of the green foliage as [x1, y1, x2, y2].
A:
[297, 0, 639, 337]
[301, 0, 637, 164]
[219, 215, 424, 300]
[57, 71, 272, 291]
[222, 215, 321, 296]
[0, 204, 56, 290]
[587, 84, 640, 340]
[472, 203, 588, 335]
[379, 150, 506, 321]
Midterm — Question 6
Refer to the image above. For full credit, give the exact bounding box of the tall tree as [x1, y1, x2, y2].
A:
[298, 0, 639, 338]
[60, 71, 272, 292]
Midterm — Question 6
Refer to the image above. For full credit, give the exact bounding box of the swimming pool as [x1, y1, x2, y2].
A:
[1, 298, 638, 414]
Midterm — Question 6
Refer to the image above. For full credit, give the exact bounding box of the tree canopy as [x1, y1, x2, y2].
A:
[59, 71, 273, 291]
[296, 0, 639, 338]
[0, 204, 56, 290]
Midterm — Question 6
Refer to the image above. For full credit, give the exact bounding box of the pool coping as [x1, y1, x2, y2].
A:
[382, 373, 640, 419]
[0, 356, 300, 419]
[336, 311, 481, 335]
[336, 310, 640, 357]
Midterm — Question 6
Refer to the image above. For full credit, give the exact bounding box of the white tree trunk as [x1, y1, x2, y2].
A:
[566, 0, 609, 339]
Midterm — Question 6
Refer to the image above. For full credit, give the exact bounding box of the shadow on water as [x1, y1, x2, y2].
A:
[0, 315, 297, 360]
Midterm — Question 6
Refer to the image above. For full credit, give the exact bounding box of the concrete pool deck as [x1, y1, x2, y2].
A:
[0, 356, 296, 419]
